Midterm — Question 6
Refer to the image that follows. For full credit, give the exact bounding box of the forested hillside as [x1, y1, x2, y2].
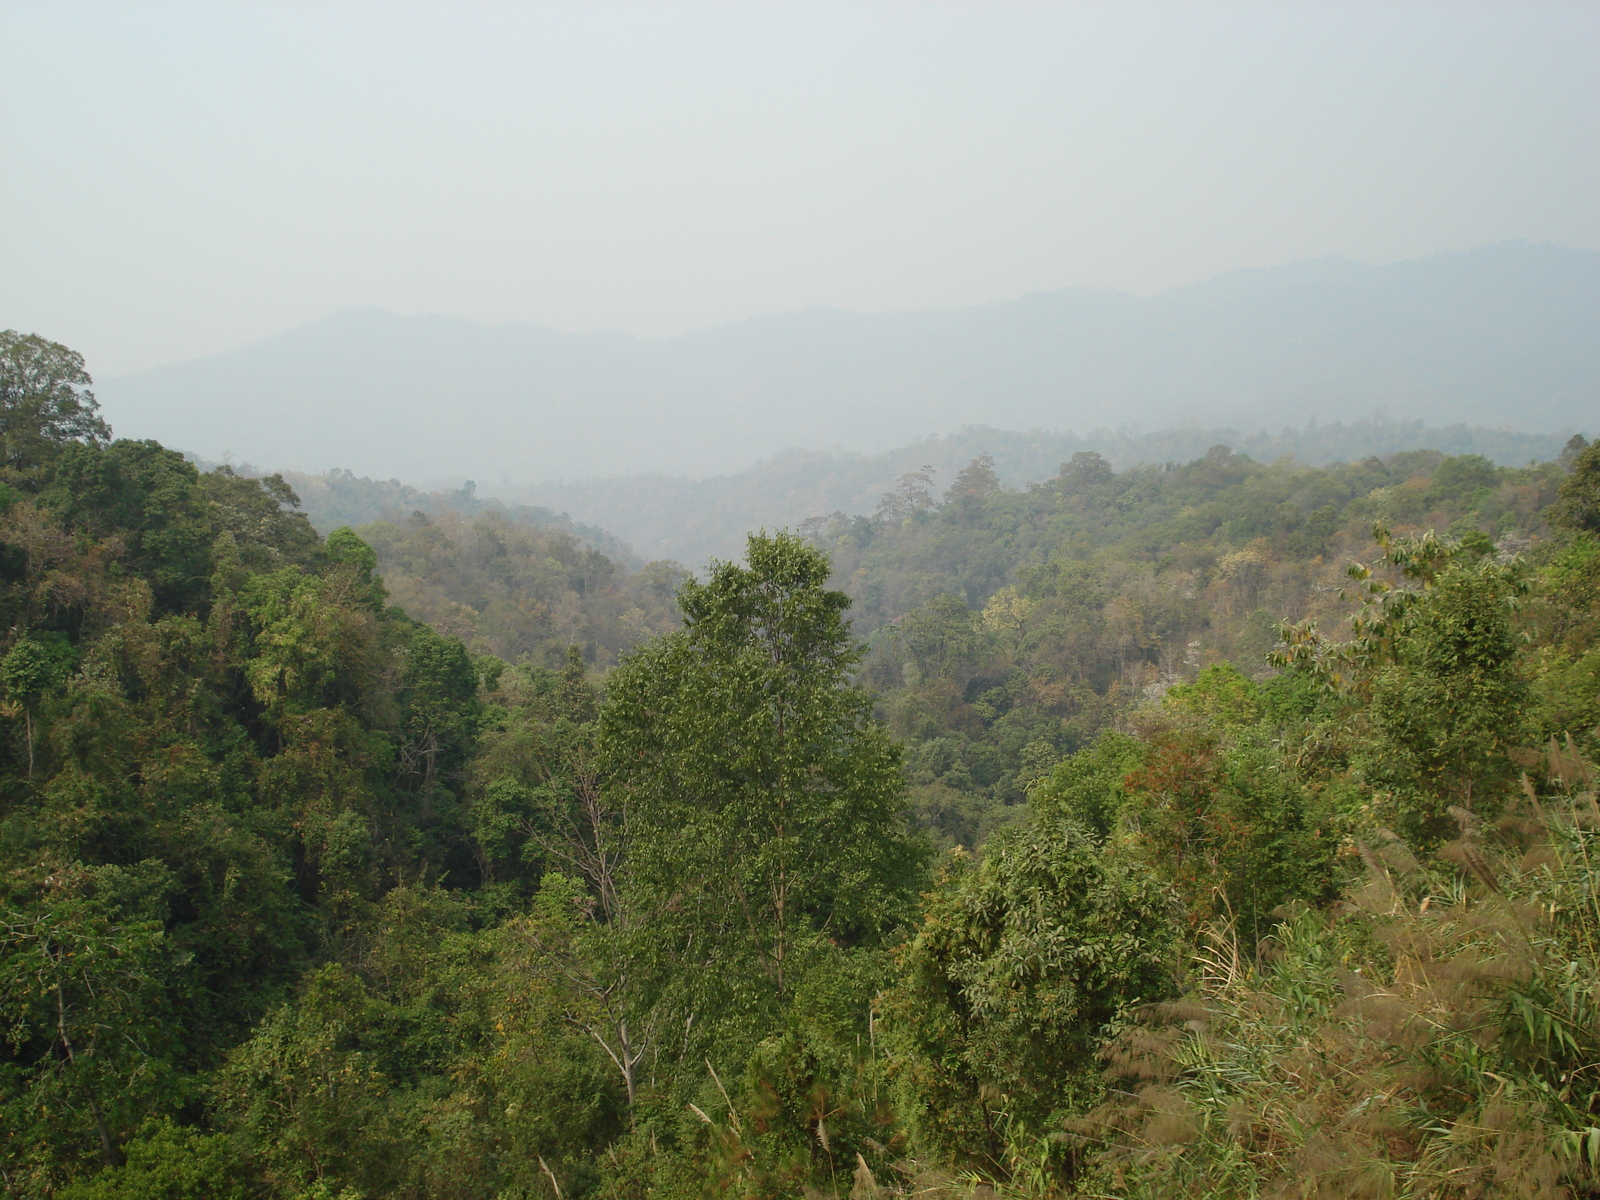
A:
[814, 442, 1585, 851]
[271, 469, 636, 566]
[5, 329, 1600, 1200]
[349, 509, 683, 666]
[188, 464, 686, 668]
[509, 420, 1569, 565]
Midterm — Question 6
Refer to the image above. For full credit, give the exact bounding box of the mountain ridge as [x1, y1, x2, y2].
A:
[96, 241, 1599, 485]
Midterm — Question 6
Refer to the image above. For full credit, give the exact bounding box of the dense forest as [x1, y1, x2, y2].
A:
[187, 467, 687, 669]
[507, 420, 1569, 565]
[271, 469, 638, 568]
[3, 329, 1600, 1200]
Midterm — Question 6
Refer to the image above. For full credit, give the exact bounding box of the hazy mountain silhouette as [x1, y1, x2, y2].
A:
[98, 242, 1598, 485]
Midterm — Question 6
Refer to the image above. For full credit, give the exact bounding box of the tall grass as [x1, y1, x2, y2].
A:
[1066, 759, 1600, 1199]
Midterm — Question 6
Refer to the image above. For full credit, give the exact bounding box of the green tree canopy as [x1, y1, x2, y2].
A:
[43, 440, 213, 610]
[881, 815, 1178, 1174]
[0, 332, 111, 477]
[945, 452, 1001, 504]
[599, 531, 927, 1062]
[1553, 436, 1600, 534]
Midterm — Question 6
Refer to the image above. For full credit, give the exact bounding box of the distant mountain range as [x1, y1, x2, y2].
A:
[98, 241, 1597, 485]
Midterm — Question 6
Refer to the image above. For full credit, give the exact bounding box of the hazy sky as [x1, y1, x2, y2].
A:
[2, 1, 1597, 377]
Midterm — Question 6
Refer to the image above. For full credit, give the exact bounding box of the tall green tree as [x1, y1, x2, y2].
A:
[599, 532, 926, 1065]
[42, 440, 214, 611]
[1553, 436, 1600, 534]
[945, 452, 1001, 505]
[0, 332, 111, 478]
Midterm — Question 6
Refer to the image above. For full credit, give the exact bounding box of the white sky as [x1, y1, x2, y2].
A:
[2, 0, 1596, 377]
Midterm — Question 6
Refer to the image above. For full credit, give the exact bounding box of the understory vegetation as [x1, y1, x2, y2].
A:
[3, 329, 1599, 1199]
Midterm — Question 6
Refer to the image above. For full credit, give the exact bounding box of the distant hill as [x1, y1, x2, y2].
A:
[506, 420, 1577, 566]
[183, 456, 643, 566]
[274, 469, 640, 566]
[96, 242, 1598, 486]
